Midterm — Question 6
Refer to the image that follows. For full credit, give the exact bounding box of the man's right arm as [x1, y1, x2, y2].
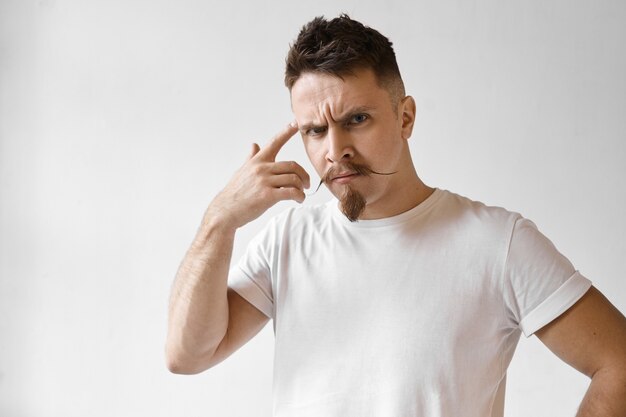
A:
[165, 214, 269, 374]
[165, 123, 309, 374]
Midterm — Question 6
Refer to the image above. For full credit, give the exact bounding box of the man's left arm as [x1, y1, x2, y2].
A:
[535, 285, 626, 416]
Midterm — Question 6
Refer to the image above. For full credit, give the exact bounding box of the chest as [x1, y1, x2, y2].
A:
[273, 228, 505, 354]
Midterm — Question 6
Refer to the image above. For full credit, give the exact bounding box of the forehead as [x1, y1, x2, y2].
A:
[290, 69, 391, 120]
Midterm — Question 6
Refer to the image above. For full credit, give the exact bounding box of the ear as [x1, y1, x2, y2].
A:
[399, 96, 416, 140]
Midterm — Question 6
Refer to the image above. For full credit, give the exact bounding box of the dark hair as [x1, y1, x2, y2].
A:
[284, 14, 405, 101]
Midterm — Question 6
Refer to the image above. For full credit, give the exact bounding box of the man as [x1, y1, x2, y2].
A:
[166, 15, 626, 417]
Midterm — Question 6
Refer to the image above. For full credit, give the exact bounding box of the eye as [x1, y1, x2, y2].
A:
[349, 113, 369, 125]
[306, 126, 327, 137]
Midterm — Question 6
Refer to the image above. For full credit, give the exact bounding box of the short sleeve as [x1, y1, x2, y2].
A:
[228, 220, 277, 319]
[503, 217, 592, 337]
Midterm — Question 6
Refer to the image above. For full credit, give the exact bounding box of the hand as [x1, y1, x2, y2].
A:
[205, 122, 310, 230]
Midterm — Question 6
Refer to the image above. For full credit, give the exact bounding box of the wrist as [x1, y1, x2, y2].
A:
[189, 217, 236, 260]
[201, 202, 240, 232]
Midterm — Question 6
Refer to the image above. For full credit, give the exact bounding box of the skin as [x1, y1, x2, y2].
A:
[535, 287, 626, 416]
[291, 68, 433, 219]
[166, 68, 626, 416]
[165, 123, 306, 373]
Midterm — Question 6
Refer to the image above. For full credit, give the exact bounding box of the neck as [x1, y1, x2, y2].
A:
[359, 164, 434, 220]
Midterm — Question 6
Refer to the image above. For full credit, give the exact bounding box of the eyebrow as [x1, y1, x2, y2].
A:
[299, 105, 375, 133]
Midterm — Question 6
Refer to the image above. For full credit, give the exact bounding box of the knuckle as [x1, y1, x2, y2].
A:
[259, 188, 273, 201]
[298, 166, 309, 178]
[277, 188, 292, 201]
[294, 190, 306, 202]
[252, 163, 266, 175]
[256, 177, 268, 188]
[290, 187, 303, 198]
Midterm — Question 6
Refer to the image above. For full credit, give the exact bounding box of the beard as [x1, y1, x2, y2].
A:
[313, 162, 395, 222]
[339, 185, 367, 222]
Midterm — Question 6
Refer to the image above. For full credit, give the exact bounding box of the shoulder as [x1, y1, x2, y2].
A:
[435, 189, 521, 237]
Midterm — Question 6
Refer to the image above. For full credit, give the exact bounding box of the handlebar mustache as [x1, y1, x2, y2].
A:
[307, 163, 396, 196]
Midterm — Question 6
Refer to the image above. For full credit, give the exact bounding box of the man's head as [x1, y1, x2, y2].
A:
[286, 16, 419, 222]
[285, 14, 405, 108]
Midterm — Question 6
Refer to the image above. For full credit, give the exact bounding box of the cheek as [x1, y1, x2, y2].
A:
[359, 135, 404, 167]
[303, 140, 327, 174]
[358, 132, 395, 156]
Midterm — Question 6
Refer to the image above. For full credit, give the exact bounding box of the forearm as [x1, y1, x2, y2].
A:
[166, 212, 237, 373]
[165, 123, 306, 372]
[576, 367, 626, 416]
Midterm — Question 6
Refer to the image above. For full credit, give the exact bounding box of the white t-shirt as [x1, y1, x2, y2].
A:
[228, 188, 591, 417]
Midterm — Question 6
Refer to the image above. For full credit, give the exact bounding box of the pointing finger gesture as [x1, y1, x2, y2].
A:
[204, 122, 311, 231]
[255, 123, 299, 161]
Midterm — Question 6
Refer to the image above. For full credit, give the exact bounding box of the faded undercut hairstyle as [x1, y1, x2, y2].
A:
[284, 14, 406, 106]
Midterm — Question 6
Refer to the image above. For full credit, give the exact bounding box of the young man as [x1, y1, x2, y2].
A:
[167, 15, 626, 417]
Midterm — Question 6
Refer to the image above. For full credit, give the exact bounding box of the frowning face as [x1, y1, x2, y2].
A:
[291, 68, 417, 220]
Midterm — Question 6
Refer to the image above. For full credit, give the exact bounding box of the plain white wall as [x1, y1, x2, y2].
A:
[1, 0, 624, 416]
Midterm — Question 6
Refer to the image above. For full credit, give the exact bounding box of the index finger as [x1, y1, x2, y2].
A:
[257, 122, 299, 161]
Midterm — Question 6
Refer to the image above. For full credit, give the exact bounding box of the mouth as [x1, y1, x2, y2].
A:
[331, 172, 360, 184]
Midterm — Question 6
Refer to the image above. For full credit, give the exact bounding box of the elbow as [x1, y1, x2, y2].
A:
[165, 345, 215, 375]
[166, 357, 199, 375]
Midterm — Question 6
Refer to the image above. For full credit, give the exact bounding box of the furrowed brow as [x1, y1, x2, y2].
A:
[299, 106, 375, 133]
[335, 106, 375, 124]
[299, 122, 326, 133]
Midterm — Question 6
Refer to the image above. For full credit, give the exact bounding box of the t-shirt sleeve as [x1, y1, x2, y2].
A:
[227, 220, 277, 320]
[503, 217, 592, 337]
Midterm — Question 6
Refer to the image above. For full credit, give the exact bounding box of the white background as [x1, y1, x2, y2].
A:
[1, 1, 625, 416]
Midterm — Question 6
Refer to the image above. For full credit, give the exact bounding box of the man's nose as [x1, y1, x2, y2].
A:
[325, 127, 355, 163]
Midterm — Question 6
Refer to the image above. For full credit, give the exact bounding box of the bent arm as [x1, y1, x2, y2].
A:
[535, 286, 626, 416]
[165, 216, 236, 374]
[166, 123, 308, 374]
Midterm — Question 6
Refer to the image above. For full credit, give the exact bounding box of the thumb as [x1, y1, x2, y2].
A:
[248, 143, 261, 160]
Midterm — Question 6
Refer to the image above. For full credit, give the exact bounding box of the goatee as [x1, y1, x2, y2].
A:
[340, 186, 366, 222]
[310, 161, 395, 222]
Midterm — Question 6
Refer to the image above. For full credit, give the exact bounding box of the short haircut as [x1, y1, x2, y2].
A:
[284, 14, 405, 104]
